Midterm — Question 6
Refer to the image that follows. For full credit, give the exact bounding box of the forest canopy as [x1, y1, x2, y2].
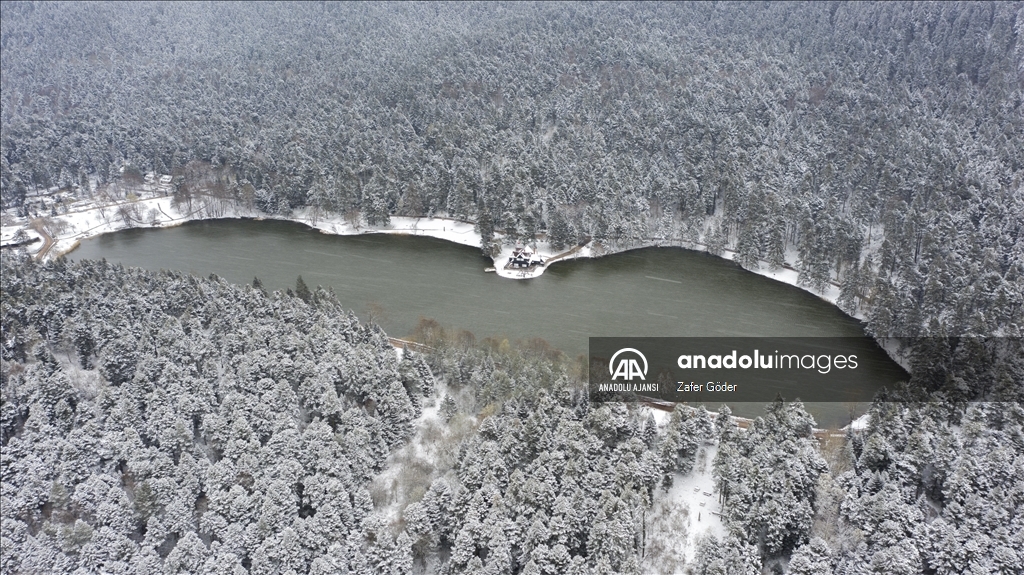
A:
[2, 1, 1022, 339]
[2, 255, 1020, 574]
[1, 3, 1023, 574]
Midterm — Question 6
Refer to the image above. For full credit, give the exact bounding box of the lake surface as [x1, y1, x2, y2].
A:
[68, 218, 905, 426]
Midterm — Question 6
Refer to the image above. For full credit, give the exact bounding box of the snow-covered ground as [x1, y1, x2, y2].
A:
[367, 398, 444, 525]
[848, 412, 871, 431]
[644, 442, 727, 573]
[0, 223, 42, 247]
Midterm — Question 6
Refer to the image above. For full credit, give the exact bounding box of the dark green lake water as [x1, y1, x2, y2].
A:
[68, 218, 905, 426]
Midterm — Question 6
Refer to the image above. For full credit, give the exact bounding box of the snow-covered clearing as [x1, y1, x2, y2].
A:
[368, 398, 444, 526]
[0, 223, 42, 248]
[366, 380, 480, 532]
[644, 442, 727, 574]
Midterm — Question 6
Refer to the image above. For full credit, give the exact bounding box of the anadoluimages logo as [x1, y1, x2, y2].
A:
[609, 348, 648, 380]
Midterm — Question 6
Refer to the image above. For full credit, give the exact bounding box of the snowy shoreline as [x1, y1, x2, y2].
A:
[3, 191, 899, 370]
[3, 190, 852, 312]
[9, 195, 856, 307]
[4, 192, 894, 429]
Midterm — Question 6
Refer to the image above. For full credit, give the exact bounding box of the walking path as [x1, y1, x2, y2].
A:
[542, 238, 591, 265]
[30, 220, 54, 261]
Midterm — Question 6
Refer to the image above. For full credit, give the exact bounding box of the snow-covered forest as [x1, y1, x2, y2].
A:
[2, 2, 1023, 574]
[2, 2, 1022, 334]
[2, 255, 1021, 573]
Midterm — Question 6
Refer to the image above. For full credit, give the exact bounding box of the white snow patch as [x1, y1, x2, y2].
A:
[846, 412, 871, 431]
[0, 226, 41, 248]
[649, 406, 672, 427]
[645, 444, 727, 573]
[366, 390, 446, 525]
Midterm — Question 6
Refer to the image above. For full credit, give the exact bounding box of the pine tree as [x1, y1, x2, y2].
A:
[705, 221, 727, 256]
[441, 395, 458, 422]
[734, 223, 760, 270]
[295, 275, 312, 303]
[547, 210, 571, 251]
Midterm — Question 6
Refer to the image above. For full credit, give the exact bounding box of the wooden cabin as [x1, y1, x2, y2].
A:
[508, 245, 544, 268]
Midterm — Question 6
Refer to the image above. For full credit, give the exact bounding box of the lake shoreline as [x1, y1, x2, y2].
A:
[24, 196, 857, 314]
[7, 194, 897, 366]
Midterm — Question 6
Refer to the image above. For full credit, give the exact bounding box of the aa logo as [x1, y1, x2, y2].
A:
[609, 348, 648, 381]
